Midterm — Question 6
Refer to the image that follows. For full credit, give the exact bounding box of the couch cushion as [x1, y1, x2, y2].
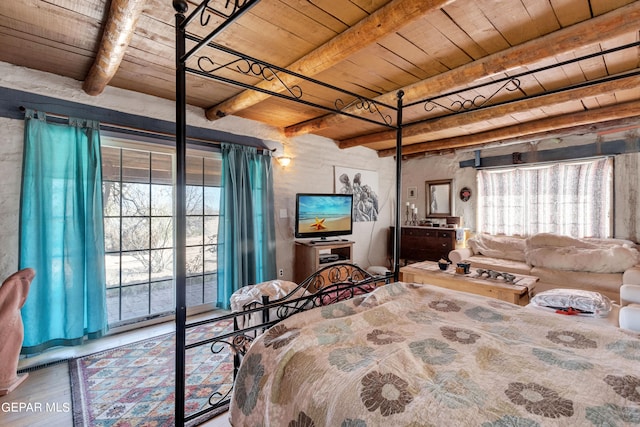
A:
[466, 255, 532, 276]
[526, 244, 639, 273]
[620, 304, 640, 332]
[467, 233, 527, 262]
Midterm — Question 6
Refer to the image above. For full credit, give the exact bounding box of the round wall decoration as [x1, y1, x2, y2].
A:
[460, 187, 472, 202]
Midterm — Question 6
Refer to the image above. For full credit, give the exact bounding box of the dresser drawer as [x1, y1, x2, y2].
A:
[401, 227, 435, 238]
[392, 226, 457, 262]
[437, 230, 454, 239]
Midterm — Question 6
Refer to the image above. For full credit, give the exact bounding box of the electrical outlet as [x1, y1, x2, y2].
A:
[278, 268, 284, 277]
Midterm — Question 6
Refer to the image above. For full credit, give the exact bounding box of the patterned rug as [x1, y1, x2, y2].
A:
[69, 319, 234, 426]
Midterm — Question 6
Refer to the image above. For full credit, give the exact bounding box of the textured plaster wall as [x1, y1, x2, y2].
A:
[400, 153, 476, 229]
[0, 62, 395, 281]
[273, 134, 396, 277]
[0, 117, 24, 279]
[615, 152, 640, 241]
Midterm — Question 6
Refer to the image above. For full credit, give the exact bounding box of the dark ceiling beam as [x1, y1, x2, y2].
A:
[205, 0, 457, 120]
[82, 0, 146, 96]
[285, 1, 640, 137]
[458, 136, 640, 169]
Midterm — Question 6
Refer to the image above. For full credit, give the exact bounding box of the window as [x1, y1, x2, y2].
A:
[102, 139, 221, 326]
[477, 157, 612, 238]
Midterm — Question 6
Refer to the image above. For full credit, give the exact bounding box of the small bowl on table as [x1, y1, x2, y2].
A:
[438, 261, 450, 271]
[456, 262, 471, 274]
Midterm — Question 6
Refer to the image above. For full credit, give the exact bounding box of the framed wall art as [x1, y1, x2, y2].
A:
[334, 166, 379, 222]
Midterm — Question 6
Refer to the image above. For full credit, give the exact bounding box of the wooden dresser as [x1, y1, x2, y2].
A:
[390, 226, 458, 264]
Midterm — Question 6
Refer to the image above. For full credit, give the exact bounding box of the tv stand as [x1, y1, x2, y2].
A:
[294, 240, 354, 283]
[310, 238, 343, 244]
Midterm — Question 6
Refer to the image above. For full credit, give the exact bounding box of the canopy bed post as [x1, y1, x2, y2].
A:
[393, 90, 404, 281]
[173, 1, 188, 425]
[171, 0, 401, 422]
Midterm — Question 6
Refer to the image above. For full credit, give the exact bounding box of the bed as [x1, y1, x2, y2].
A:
[229, 281, 640, 426]
[170, 1, 640, 425]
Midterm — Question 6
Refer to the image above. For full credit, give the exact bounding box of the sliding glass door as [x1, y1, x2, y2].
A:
[101, 138, 221, 327]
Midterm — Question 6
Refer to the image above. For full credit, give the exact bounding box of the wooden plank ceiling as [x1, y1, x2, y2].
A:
[1, 0, 639, 157]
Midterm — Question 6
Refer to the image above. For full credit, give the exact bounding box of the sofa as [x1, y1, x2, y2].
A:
[448, 233, 640, 303]
[620, 284, 640, 332]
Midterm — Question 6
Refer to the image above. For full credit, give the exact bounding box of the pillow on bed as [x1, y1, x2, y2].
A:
[230, 280, 303, 312]
[530, 289, 612, 317]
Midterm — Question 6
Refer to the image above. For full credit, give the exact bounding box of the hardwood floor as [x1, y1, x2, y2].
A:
[1, 363, 73, 427]
[0, 313, 232, 426]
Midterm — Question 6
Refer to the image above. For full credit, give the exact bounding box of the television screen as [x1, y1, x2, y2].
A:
[295, 193, 353, 240]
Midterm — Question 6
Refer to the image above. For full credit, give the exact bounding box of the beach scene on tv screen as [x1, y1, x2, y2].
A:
[298, 196, 351, 234]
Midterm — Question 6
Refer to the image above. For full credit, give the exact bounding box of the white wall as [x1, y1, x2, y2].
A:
[0, 116, 25, 278]
[273, 134, 396, 278]
[400, 152, 476, 229]
[0, 62, 396, 281]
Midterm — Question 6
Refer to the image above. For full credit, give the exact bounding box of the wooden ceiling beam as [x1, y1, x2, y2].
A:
[338, 72, 640, 148]
[285, 1, 640, 137]
[376, 99, 640, 157]
[205, 0, 456, 121]
[82, 0, 146, 96]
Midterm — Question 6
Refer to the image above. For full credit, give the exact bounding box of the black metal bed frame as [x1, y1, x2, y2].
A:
[182, 263, 384, 422]
[171, 1, 635, 423]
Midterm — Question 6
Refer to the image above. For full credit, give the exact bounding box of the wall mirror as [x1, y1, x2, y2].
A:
[425, 179, 452, 217]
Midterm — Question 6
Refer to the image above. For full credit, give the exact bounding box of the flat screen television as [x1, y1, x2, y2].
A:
[295, 193, 353, 241]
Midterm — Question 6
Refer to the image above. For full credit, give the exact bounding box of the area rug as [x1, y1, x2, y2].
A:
[69, 319, 234, 426]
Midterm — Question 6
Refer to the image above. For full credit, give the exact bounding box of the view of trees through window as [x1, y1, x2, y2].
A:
[102, 141, 221, 326]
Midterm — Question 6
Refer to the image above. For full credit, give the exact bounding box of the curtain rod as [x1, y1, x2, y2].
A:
[17, 104, 274, 154]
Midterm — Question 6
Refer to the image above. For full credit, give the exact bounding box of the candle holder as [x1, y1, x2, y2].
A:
[405, 205, 410, 225]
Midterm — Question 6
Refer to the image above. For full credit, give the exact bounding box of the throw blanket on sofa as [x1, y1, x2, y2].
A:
[229, 282, 640, 426]
[468, 233, 527, 262]
[525, 233, 639, 273]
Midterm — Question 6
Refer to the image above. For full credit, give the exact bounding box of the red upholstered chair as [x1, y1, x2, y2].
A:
[0, 268, 35, 395]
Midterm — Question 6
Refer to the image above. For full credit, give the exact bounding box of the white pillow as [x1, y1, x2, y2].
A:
[230, 280, 303, 311]
[530, 289, 612, 317]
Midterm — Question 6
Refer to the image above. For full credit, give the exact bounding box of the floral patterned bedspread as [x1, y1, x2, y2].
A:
[229, 282, 640, 426]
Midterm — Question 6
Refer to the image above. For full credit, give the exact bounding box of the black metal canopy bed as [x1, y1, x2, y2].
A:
[171, 1, 640, 425]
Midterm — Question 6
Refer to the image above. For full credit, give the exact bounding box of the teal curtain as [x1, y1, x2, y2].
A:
[217, 143, 276, 309]
[19, 109, 107, 354]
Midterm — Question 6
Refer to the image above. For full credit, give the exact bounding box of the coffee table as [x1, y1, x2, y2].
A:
[399, 261, 538, 306]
